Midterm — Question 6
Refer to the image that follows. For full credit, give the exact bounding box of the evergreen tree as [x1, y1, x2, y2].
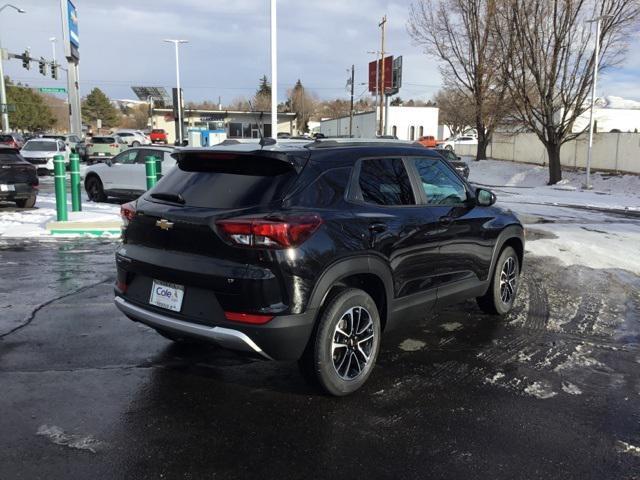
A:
[5, 78, 56, 132]
[253, 75, 271, 111]
[81, 88, 119, 127]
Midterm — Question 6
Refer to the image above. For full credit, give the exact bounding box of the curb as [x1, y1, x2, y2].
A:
[45, 220, 122, 237]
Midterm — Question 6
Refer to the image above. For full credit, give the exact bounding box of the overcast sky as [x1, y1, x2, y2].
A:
[1, 0, 639, 105]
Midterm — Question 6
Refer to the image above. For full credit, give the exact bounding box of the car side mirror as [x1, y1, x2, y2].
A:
[106, 159, 113, 167]
[476, 188, 496, 206]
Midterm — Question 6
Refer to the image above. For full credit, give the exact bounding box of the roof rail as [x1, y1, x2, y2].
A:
[305, 138, 418, 149]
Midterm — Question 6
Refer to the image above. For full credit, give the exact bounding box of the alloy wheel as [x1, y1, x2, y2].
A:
[499, 257, 518, 304]
[331, 306, 375, 381]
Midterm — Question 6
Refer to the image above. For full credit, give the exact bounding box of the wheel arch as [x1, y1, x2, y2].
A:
[307, 256, 394, 330]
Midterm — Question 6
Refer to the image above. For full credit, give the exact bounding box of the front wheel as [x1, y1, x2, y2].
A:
[300, 288, 381, 396]
[85, 175, 107, 202]
[131, 141, 140, 147]
[445, 144, 454, 151]
[477, 246, 520, 315]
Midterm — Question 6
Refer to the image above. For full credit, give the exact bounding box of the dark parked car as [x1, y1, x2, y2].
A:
[113, 140, 524, 395]
[0, 146, 38, 208]
[434, 148, 470, 179]
[0, 132, 25, 149]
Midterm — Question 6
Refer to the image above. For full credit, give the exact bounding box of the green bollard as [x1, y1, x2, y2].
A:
[145, 156, 158, 190]
[70, 153, 82, 212]
[53, 154, 68, 221]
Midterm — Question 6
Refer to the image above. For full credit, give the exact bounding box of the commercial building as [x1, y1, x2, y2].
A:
[319, 106, 439, 141]
[150, 108, 297, 145]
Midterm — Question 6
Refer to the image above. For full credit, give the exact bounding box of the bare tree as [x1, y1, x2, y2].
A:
[496, 0, 640, 184]
[433, 88, 476, 137]
[408, 0, 511, 160]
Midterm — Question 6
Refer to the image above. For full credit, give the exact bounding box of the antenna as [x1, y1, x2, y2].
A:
[247, 100, 275, 148]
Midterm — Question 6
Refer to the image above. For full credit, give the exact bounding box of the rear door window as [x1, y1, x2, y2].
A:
[149, 154, 297, 208]
[356, 157, 415, 206]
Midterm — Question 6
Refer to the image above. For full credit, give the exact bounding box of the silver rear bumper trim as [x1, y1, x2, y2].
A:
[114, 296, 272, 360]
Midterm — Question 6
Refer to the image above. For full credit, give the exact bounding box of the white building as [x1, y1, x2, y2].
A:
[320, 106, 439, 141]
[572, 96, 640, 133]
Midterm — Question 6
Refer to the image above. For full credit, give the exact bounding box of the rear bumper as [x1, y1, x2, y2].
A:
[0, 184, 37, 200]
[114, 294, 317, 361]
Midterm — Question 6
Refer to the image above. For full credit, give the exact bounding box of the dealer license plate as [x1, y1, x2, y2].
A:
[149, 280, 184, 312]
[0, 184, 15, 192]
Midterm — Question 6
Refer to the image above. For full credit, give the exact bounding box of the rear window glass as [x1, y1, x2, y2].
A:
[149, 154, 297, 208]
[92, 137, 115, 144]
[0, 135, 13, 142]
[152, 129, 165, 134]
[22, 141, 57, 152]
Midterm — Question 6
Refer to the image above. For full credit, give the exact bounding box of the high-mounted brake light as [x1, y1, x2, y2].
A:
[120, 201, 136, 227]
[216, 215, 323, 249]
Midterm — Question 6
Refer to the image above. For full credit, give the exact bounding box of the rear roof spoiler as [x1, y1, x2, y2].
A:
[172, 148, 308, 173]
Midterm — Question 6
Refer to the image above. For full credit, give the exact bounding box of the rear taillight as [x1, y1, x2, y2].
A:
[110, 143, 118, 148]
[9, 141, 18, 148]
[86, 143, 93, 147]
[120, 202, 136, 227]
[216, 215, 323, 248]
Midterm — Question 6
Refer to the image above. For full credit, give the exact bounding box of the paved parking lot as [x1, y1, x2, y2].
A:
[0, 237, 638, 479]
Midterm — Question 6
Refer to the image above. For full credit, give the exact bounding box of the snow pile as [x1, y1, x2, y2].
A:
[0, 193, 121, 238]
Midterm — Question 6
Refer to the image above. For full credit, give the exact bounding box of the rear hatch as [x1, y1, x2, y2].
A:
[88, 137, 119, 156]
[119, 148, 309, 317]
[0, 150, 38, 186]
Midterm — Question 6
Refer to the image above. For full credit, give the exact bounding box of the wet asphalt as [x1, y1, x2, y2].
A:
[0, 236, 639, 479]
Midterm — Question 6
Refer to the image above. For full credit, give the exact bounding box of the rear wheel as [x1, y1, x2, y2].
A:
[477, 246, 520, 315]
[132, 141, 140, 147]
[300, 288, 381, 396]
[445, 144, 454, 151]
[85, 175, 107, 202]
[15, 195, 36, 208]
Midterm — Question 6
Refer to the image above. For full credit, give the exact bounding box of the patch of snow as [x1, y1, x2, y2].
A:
[554, 345, 607, 372]
[441, 322, 463, 332]
[524, 381, 557, 399]
[398, 338, 426, 352]
[484, 372, 505, 385]
[36, 425, 103, 453]
[616, 440, 640, 457]
[561, 382, 582, 395]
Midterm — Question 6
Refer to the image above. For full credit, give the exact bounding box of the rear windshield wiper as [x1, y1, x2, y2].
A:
[150, 192, 185, 204]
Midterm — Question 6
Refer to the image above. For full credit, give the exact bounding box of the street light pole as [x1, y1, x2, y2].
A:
[270, 0, 277, 139]
[0, 4, 26, 133]
[49, 36, 56, 63]
[164, 39, 188, 145]
[584, 15, 611, 190]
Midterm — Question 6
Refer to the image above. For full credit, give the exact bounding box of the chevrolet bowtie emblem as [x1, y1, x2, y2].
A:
[155, 219, 174, 230]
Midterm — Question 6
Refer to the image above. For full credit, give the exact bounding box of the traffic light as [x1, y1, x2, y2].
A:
[38, 57, 47, 76]
[22, 50, 30, 70]
[51, 63, 58, 80]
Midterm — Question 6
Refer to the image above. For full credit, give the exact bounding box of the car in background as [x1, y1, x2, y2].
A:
[20, 138, 70, 175]
[84, 146, 175, 202]
[434, 148, 470, 179]
[42, 133, 87, 159]
[438, 135, 478, 151]
[114, 129, 151, 147]
[0, 133, 25, 149]
[0, 146, 38, 208]
[85, 135, 128, 164]
[149, 129, 168, 144]
[417, 135, 437, 148]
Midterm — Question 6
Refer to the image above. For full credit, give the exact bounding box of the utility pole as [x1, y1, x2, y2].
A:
[0, 4, 26, 133]
[349, 64, 354, 137]
[164, 39, 188, 144]
[270, 0, 278, 139]
[378, 15, 387, 136]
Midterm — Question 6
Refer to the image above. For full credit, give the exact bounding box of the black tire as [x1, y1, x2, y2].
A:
[445, 144, 454, 151]
[15, 195, 36, 208]
[477, 246, 520, 315]
[300, 288, 381, 396]
[85, 175, 107, 202]
[131, 141, 140, 147]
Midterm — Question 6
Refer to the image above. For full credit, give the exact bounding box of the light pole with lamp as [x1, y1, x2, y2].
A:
[164, 39, 188, 145]
[584, 14, 612, 190]
[49, 36, 56, 63]
[0, 3, 26, 133]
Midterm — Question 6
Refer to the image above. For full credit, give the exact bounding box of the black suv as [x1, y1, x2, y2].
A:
[114, 140, 524, 395]
[0, 146, 38, 208]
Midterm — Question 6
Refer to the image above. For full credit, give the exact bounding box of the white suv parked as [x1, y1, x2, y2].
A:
[84, 146, 175, 202]
[114, 129, 151, 147]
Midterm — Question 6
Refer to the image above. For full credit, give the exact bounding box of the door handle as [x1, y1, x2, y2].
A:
[368, 222, 388, 233]
[439, 216, 453, 226]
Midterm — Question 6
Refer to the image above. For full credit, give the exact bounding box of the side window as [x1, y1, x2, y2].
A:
[413, 158, 467, 205]
[137, 149, 162, 164]
[119, 150, 139, 164]
[163, 151, 176, 166]
[358, 158, 415, 206]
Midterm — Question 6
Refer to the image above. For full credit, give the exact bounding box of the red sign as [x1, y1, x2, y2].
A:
[368, 56, 393, 93]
